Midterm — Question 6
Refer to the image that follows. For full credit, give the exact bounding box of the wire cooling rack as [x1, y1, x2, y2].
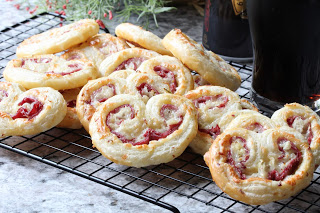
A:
[1, 12, 320, 213]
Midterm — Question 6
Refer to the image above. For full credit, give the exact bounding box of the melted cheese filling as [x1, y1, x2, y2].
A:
[107, 106, 133, 129]
[120, 58, 144, 70]
[269, 140, 298, 172]
[20, 101, 36, 112]
[20, 57, 83, 75]
[291, 117, 310, 135]
[107, 106, 147, 141]
[230, 139, 248, 166]
[161, 107, 182, 127]
[0, 90, 8, 102]
[197, 98, 227, 129]
[139, 86, 158, 99]
[245, 122, 265, 133]
[21, 58, 52, 73]
[99, 42, 119, 55]
[91, 85, 115, 107]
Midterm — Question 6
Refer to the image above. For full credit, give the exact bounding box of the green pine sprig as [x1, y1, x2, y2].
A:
[12, 0, 176, 29]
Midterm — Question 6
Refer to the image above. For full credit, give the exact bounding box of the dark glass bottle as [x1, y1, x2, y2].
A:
[247, 0, 320, 113]
[202, 0, 253, 61]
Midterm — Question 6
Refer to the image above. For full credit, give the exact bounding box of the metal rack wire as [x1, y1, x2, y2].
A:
[0, 12, 320, 213]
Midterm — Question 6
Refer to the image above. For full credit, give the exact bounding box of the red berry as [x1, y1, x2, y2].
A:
[108, 10, 113, 20]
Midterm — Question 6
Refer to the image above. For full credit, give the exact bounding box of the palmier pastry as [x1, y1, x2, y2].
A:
[0, 82, 67, 137]
[185, 86, 243, 155]
[57, 88, 82, 129]
[138, 56, 194, 95]
[115, 23, 172, 56]
[204, 128, 314, 205]
[89, 94, 198, 167]
[98, 48, 160, 76]
[271, 103, 320, 166]
[3, 54, 98, 90]
[162, 29, 241, 91]
[77, 72, 169, 132]
[62, 33, 130, 68]
[16, 19, 99, 58]
[76, 77, 131, 132]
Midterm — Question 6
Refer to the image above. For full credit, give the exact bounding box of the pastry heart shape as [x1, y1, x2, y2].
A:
[204, 127, 314, 205]
[271, 103, 320, 166]
[137, 55, 194, 95]
[89, 93, 198, 168]
[61, 33, 130, 68]
[3, 54, 98, 90]
[185, 86, 257, 155]
[0, 82, 67, 138]
[76, 72, 170, 132]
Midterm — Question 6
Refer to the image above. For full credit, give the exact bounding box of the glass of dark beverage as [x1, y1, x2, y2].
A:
[247, 0, 320, 114]
[202, 0, 253, 62]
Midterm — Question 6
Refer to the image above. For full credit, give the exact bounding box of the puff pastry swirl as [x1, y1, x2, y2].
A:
[138, 55, 194, 95]
[89, 94, 198, 167]
[3, 54, 98, 90]
[272, 103, 320, 166]
[0, 82, 67, 137]
[77, 72, 169, 132]
[185, 86, 243, 155]
[204, 127, 314, 205]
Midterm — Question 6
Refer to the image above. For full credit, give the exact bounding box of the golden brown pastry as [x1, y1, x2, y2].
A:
[76, 72, 169, 132]
[98, 48, 160, 76]
[115, 23, 172, 55]
[138, 55, 194, 95]
[61, 33, 130, 68]
[16, 19, 99, 58]
[76, 76, 131, 132]
[162, 29, 241, 91]
[223, 110, 278, 133]
[204, 127, 314, 205]
[0, 82, 67, 137]
[185, 86, 243, 155]
[89, 94, 198, 167]
[3, 54, 98, 90]
[271, 103, 320, 166]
